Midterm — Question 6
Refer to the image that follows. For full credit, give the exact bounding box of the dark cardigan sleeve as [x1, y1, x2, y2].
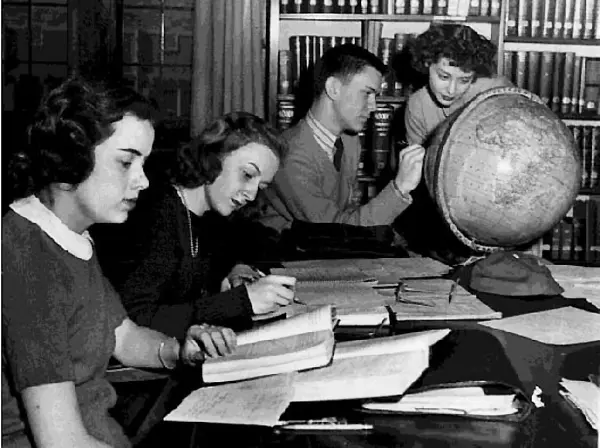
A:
[115, 191, 198, 338]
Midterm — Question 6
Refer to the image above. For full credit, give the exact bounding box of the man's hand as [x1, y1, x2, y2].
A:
[394, 144, 426, 194]
[246, 275, 296, 314]
[179, 324, 237, 367]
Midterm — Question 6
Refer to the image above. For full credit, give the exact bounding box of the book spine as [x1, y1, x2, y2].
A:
[490, 0, 501, 16]
[369, 0, 380, 14]
[503, 51, 514, 80]
[560, 217, 574, 261]
[552, 0, 566, 38]
[281, 0, 290, 14]
[592, 197, 600, 263]
[572, 198, 586, 261]
[278, 50, 293, 95]
[308, 0, 318, 13]
[314, 36, 326, 65]
[571, 0, 584, 39]
[582, 126, 593, 189]
[379, 38, 394, 96]
[551, 52, 565, 113]
[468, 0, 480, 15]
[571, 126, 585, 188]
[338, 0, 350, 13]
[409, 0, 421, 14]
[563, 0, 575, 38]
[570, 55, 583, 114]
[584, 85, 600, 114]
[530, 0, 543, 36]
[395, 0, 407, 14]
[577, 57, 587, 114]
[594, 0, 600, 39]
[357, 131, 370, 177]
[550, 222, 561, 260]
[289, 36, 301, 93]
[382, 0, 395, 13]
[359, 0, 369, 13]
[591, 126, 600, 190]
[481, 0, 491, 16]
[583, 0, 595, 39]
[541, 0, 555, 38]
[527, 51, 541, 95]
[277, 100, 295, 130]
[434, 0, 448, 14]
[506, 0, 519, 35]
[323, 0, 334, 12]
[292, 0, 303, 13]
[423, 0, 434, 14]
[539, 51, 555, 108]
[561, 52, 575, 115]
[517, 0, 530, 36]
[370, 104, 394, 178]
[515, 51, 528, 88]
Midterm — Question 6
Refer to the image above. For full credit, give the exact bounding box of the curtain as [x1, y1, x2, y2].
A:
[191, 0, 265, 136]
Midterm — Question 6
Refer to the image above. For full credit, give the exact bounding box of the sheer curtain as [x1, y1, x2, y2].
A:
[191, 0, 266, 135]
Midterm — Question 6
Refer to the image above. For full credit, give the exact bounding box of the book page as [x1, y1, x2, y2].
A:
[294, 281, 392, 309]
[333, 329, 451, 360]
[164, 373, 295, 426]
[203, 330, 334, 383]
[292, 349, 429, 402]
[238, 304, 334, 345]
[546, 265, 600, 309]
[479, 307, 600, 345]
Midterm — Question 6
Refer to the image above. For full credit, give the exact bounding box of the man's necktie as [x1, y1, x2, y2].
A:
[333, 137, 344, 171]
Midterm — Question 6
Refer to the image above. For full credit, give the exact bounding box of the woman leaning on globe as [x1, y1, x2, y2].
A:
[404, 22, 513, 146]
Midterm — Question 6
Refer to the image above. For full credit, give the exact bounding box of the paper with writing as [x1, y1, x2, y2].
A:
[480, 307, 600, 345]
[164, 373, 295, 426]
[546, 265, 600, 309]
[559, 378, 599, 430]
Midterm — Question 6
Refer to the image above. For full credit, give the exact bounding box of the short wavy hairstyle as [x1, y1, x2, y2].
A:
[168, 112, 287, 188]
[313, 43, 387, 98]
[9, 76, 159, 200]
[410, 23, 497, 79]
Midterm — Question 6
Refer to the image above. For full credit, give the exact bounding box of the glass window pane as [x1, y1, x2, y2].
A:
[31, 6, 68, 62]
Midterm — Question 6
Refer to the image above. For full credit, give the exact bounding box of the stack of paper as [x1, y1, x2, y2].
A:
[164, 329, 452, 426]
[363, 386, 519, 416]
[559, 378, 599, 430]
[546, 265, 600, 309]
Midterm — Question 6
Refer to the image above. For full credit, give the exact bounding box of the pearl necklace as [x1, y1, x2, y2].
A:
[175, 187, 199, 258]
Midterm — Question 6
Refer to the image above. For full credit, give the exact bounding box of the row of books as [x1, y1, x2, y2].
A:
[503, 51, 600, 116]
[542, 196, 600, 265]
[280, 36, 361, 94]
[568, 125, 600, 190]
[506, 0, 600, 40]
[279, 32, 417, 97]
[280, 0, 501, 16]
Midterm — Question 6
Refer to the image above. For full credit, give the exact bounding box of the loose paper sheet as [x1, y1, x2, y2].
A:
[164, 373, 295, 426]
[559, 378, 599, 430]
[479, 307, 600, 345]
[547, 265, 600, 309]
[271, 265, 375, 283]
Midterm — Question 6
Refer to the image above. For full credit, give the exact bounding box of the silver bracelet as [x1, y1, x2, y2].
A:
[158, 338, 178, 370]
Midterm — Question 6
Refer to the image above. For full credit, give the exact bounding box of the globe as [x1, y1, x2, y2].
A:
[424, 86, 581, 253]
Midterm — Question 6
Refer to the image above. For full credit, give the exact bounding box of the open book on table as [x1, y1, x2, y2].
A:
[291, 329, 451, 402]
[202, 305, 336, 384]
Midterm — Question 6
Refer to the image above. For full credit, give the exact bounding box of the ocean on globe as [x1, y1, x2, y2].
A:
[424, 87, 581, 253]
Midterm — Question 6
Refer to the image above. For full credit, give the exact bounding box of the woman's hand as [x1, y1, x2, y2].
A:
[221, 264, 265, 291]
[245, 275, 296, 314]
[179, 323, 237, 367]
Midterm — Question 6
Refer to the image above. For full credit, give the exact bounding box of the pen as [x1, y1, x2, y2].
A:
[448, 280, 458, 304]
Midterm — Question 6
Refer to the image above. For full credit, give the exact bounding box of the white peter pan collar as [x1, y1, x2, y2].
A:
[10, 195, 93, 260]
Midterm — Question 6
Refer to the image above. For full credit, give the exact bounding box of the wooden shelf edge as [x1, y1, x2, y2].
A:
[504, 36, 600, 46]
[280, 13, 500, 23]
[277, 94, 406, 104]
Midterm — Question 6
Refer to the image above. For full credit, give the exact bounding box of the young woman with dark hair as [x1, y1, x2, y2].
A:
[2, 77, 236, 448]
[92, 111, 296, 339]
[404, 23, 512, 145]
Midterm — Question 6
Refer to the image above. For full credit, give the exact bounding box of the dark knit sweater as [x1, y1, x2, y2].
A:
[91, 183, 253, 339]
